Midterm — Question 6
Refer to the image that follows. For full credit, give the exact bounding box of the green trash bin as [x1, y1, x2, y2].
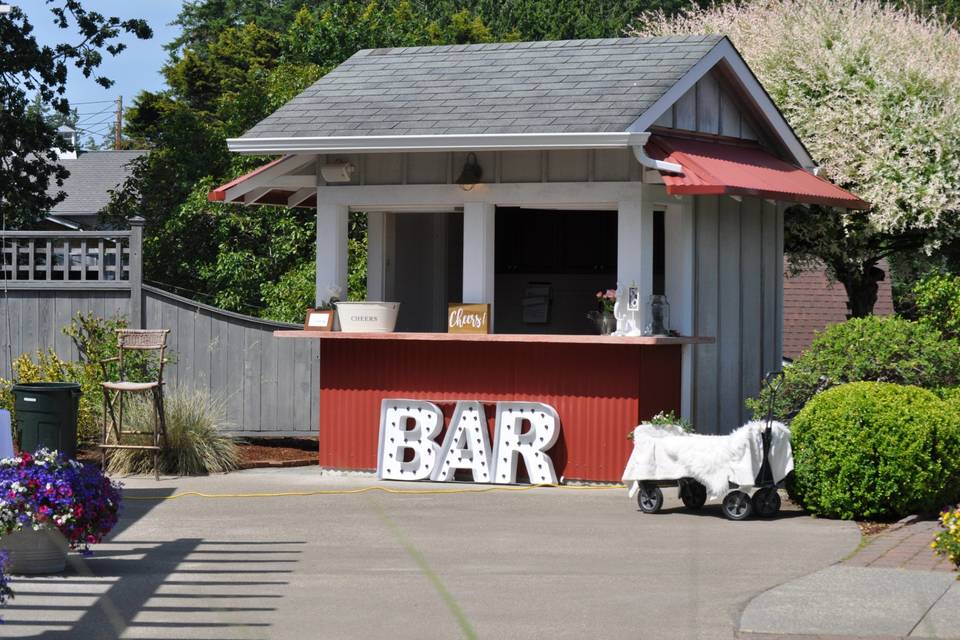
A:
[12, 382, 82, 459]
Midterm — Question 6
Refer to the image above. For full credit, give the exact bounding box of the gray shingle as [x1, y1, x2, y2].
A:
[46, 150, 145, 217]
[239, 36, 725, 139]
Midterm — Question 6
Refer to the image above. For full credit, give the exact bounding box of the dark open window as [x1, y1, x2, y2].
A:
[652, 211, 665, 296]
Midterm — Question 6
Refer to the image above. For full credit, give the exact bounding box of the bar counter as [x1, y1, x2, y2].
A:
[277, 330, 714, 482]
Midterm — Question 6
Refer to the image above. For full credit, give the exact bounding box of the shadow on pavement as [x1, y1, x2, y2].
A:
[4, 530, 306, 639]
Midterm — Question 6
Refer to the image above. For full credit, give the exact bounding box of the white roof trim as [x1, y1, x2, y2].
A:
[44, 215, 81, 230]
[227, 132, 643, 155]
[222, 154, 316, 202]
[628, 38, 814, 170]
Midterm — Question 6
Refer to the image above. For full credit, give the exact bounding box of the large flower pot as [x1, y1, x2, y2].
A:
[335, 301, 400, 333]
[1, 527, 69, 574]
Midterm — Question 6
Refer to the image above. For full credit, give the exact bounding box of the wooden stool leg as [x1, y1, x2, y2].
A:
[101, 387, 109, 471]
[117, 392, 124, 446]
[153, 390, 159, 481]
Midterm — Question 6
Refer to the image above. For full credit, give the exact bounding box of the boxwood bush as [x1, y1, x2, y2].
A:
[748, 316, 960, 421]
[790, 382, 960, 520]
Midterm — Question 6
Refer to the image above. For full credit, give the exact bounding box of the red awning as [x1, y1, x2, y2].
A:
[647, 134, 869, 210]
[208, 156, 286, 202]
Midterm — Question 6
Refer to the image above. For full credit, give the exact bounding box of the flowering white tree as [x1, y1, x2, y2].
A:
[632, 0, 960, 316]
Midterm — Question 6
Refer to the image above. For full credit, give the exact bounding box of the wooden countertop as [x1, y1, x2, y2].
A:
[273, 331, 714, 345]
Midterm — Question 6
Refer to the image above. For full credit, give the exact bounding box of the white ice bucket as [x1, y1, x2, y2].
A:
[335, 301, 400, 333]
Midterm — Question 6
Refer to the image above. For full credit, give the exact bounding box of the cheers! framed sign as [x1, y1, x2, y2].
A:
[447, 303, 490, 334]
[304, 308, 335, 332]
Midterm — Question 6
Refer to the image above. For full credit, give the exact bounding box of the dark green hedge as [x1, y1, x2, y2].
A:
[790, 382, 960, 520]
[748, 316, 960, 421]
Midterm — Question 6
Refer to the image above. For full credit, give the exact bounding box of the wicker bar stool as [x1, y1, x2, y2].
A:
[99, 329, 170, 480]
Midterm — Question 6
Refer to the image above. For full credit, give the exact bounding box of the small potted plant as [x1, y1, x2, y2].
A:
[587, 288, 617, 335]
[0, 449, 122, 574]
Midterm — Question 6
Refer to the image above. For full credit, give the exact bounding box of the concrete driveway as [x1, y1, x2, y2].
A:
[2, 468, 858, 640]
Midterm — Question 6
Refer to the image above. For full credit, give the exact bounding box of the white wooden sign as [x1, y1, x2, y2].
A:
[377, 399, 560, 484]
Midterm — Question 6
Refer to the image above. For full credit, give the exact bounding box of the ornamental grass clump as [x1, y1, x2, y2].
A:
[0, 450, 121, 554]
[789, 382, 960, 520]
[932, 505, 960, 571]
[107, 389, 239, 476]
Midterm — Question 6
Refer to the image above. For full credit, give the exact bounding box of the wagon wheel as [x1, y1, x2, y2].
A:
[751, 488, 781, 518]
[681, 480, 707, 510]
[637, 483, 663, 514]
[721, 491, 753, 521]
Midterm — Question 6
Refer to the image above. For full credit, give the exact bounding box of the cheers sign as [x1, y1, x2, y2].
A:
[447, 303, 489, 334]
[377, 399, 560, 484]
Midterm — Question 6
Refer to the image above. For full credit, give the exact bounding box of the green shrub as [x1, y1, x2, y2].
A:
[747, 316, 960, 420]
[107, 388, 239, 475]
[790, 382, 960, 520]
[915, 274, 960, 340]
[938, 387, 960, 411]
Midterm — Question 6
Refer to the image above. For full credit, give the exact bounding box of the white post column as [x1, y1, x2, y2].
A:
[462, 202, 495, 328]
[617, 197, 652, 331]
[366, 211, 389, 301]
[316, 201, 349, 304]
[665, 199, 696, 422]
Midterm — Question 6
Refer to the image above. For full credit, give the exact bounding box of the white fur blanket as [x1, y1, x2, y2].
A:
[621, 421, 794, 500]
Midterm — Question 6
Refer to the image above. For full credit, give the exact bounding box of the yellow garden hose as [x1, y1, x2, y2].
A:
[123, 482, 624, 501]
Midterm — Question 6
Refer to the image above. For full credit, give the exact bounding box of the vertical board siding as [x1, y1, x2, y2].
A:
[693, 197, 720, 433]
[717, 196, 742, 431]
[761, 201, 779, 378]
[692, 195, 783, 434]
[140, 286, 317, 433]
[739, 198, 763, 417]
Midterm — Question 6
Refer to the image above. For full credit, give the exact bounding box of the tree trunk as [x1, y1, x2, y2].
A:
[836, 261, 885, 318]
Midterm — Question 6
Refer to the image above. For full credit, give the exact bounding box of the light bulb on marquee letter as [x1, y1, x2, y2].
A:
[432, 401, 492, 482]
[491, 402, 560, 485]
[377, 400, 443, 480]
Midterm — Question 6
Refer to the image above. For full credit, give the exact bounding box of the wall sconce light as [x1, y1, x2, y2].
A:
[320, 161, 355, 183]
[455, 152, 483, 191]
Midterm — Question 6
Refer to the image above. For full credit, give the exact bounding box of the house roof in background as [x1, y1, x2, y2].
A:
[239, 35, 725, 140]
[46, 150, 145, 217]
[782, 260, 895, 359]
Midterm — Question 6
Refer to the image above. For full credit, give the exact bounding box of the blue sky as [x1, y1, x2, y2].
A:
[23, 0, 185, 145]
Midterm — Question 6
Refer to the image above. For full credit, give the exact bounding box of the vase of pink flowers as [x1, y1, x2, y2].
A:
[587, 288, 617, 335]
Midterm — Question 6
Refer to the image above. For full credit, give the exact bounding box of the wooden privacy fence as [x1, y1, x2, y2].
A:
[0, 221, 320, 434]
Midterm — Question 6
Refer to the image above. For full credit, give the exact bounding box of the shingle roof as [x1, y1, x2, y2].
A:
[240, 35, 725, 139]
[46, 150, 145, 217]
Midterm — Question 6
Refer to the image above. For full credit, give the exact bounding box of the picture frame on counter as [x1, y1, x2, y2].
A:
[304, 308, 335, 332]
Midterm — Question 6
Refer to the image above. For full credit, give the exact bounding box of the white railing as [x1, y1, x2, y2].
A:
[0, 220, 143, 291]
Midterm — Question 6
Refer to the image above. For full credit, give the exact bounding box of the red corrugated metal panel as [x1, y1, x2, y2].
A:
[646, 134, 869, 210]
[318, 339, 681, 482]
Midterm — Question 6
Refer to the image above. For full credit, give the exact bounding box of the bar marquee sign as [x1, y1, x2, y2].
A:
[376, 399, 560, 484]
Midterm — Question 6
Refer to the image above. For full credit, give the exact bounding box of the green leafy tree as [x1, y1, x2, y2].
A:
[0, 1, 151, 228]
[633, 0, 960, 317]
[914, 274, 960, 340]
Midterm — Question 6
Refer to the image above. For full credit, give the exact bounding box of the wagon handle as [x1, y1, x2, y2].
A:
[763, 370, 785, 426]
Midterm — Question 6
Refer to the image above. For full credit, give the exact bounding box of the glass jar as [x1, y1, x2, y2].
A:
[649, 295, 670, 336]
